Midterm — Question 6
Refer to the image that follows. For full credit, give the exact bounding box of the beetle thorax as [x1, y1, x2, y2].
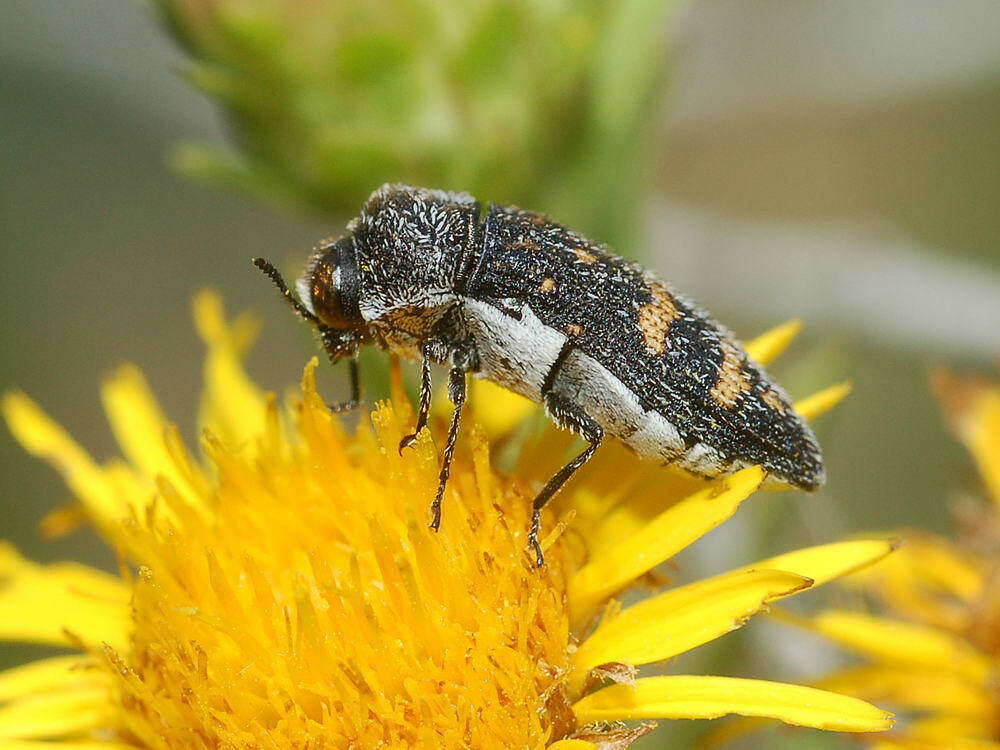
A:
[349, 184, 481, 322]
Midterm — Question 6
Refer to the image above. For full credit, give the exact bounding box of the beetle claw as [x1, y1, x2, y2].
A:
[398, 433, 418, 455]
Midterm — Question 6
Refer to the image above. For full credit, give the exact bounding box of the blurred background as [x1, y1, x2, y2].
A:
[2, 1, 999, 747]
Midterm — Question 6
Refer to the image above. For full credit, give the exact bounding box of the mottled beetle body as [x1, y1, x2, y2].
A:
[255, 184, 824, 565]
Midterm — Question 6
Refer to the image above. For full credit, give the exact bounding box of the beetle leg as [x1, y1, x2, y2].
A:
[530, 395, 603, 567]
[428, 367, 467, 531]
[327, 358, 361, 413]
[398, 344, 434, 453]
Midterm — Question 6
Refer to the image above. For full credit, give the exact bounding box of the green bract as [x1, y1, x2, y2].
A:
[155, 0, 685, 248]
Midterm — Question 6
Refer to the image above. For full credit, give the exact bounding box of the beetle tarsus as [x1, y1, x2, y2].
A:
[328, 399, 360, 414]
[528, 396, 604, 567]
[429, 367, 466, 531]
[400, 348, 434, 455]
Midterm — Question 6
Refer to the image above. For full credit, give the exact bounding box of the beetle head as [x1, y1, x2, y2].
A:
[252, 239, 364, 362]
[296, 236, 363, 331]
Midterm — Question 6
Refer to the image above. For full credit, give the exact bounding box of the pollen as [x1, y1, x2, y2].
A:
[107, 370, 576, 750]
[637, 283, 680, 355]
[540, 277, 557, 293]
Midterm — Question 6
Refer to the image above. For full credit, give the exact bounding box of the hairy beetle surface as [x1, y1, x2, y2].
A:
[255, 184, 824, 565]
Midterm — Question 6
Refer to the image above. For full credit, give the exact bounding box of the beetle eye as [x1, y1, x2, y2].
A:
[301, 238, 361, 330]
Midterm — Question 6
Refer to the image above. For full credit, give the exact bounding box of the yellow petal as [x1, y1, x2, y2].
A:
[569, 466, 765, 620]
[469, 378, 537, 437]
[788, 609, 991, 684]
[794, 381, 852, 421]
[572, 675, 893, 732]
[99, 368, 209, 531]
[1, 393, 120, 533]
[745, 319, 803, 366]
[872, 532, 982, 601]
[572, 460, 710, 560]
[571, 569, 810, 693]
[917, 716, 990, 746]
[100, 365, 177, 483]
[869, 740, 1000, 750]
[193, 290, 268, 447]
[816, 665, 993, 718]
[0, 656, 103, 702]
[547, 742, 598, 750]
[931, 370, 1000, 508]
[908, 713, 1000, 745]
[0, 687, 112, 739]
[0, 742, 135, 750]
[846, 533, 983, 632]
[968, 387, 1000, 506]
[0, 545, 129, 651]
[740, 539, 897, 588]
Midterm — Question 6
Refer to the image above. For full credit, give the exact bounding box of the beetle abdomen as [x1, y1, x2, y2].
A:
[461, 298, 566, 403]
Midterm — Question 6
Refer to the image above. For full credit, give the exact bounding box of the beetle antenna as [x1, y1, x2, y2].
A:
[252, 257, 318, 324]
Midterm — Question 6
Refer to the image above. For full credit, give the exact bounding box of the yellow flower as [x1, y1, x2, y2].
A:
[770, 368, 1000, 750]
[0, 294, 893, 749]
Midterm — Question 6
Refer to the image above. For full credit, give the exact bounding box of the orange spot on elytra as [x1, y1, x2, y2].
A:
[711, 340, 753, 408]
[637, 283, 680, 355]
[760, 387, 787, 413]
